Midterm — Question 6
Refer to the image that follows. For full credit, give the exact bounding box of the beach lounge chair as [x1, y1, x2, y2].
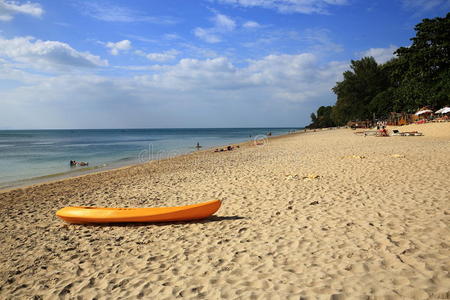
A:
[354, 130, 377, 136]
[390, 129, 423, 136]
[400, 131, 423, 136]
[375, 129, 389, 137]
[391, 129, 401, 136]
[365, 131, 378, 136]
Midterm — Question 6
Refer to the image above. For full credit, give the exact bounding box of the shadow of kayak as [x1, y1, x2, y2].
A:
[62, 215, 245, 227]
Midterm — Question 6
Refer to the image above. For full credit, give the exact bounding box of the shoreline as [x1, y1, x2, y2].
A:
[1, 123, 448, 299]
[0, 129, 304, 193]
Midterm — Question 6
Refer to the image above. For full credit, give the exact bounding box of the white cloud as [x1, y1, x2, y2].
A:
[124, 34, 157, 43]
[3, 50, 345, 99]
[135, 53, 346, 102]
[243, 21, 262, 29]
[214, 13, 236, 31]
[0, 52, 347, 128]
[145, 49, 179, 62]
[106, 40, 132, 55]
[194, 27, 221, 43]
[164, 33, 181, 40]
[0, 59, 44, 83]
[401, 0, 450, 13]
[78, 2, 178, 24]
[181, 44, 219, 58]
[135, 49, 179, 62]
[142, 57, 238, 90]
[360, 45, 397, 64]
[215, 0, 348, 14]
[0, 36, 108, 70]
[194, 13, 236, 43]
[242, 28, 342, 55]
[0, 0, 43, 21]
[302, 28, 343, 52]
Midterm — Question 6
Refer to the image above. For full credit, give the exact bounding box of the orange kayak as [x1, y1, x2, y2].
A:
[56, 200, 221, 224]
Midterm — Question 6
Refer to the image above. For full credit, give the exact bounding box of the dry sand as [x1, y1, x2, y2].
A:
[0, 123, 449, 299]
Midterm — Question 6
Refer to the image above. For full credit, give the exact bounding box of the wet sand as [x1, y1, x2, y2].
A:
[1, 123, 449, 299]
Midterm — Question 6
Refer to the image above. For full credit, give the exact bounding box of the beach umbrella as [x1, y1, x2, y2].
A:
[435, 107, 450, 114]
[415, 109, 433, 116]
[442, 107, 450, 114]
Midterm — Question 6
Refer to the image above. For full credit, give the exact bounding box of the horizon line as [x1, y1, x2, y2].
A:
[0, 126, 305, 131]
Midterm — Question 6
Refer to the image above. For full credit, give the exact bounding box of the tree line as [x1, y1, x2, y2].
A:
[308, 13, 449, 128]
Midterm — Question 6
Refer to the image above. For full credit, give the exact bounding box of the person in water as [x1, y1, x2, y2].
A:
[70, 160, 88, 166]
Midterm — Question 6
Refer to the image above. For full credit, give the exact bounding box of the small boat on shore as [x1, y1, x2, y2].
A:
[56, 200, 221, 224]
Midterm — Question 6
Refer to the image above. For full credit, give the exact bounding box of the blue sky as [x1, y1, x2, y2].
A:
[0, 0, 448, 129]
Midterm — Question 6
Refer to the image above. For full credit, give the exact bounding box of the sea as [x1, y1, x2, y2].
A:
[0, 128, 300, 189]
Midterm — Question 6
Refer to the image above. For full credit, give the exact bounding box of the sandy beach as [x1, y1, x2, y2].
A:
[1, 123, 449, 299]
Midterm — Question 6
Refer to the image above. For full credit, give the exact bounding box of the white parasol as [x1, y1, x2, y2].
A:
[435, 107, 450, 114]
[415, 109, 433, 116]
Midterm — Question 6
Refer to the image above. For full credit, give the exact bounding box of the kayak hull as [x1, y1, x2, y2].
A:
[56, 200, 221, 224]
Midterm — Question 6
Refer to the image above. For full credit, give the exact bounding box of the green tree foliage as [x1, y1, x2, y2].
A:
[394, 12, 450, 109]
[331, 57, 389, 125]
[307, 13, 450, 128]
[310, 112, 317, 124]
[308, 106, 335, 128]
[369, 88, 395, 117]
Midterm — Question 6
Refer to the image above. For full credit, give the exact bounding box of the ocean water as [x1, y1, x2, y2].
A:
[0, 128, 299, 189]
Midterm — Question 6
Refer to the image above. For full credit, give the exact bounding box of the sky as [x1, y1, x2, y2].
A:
[0, 0, 448, 129]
